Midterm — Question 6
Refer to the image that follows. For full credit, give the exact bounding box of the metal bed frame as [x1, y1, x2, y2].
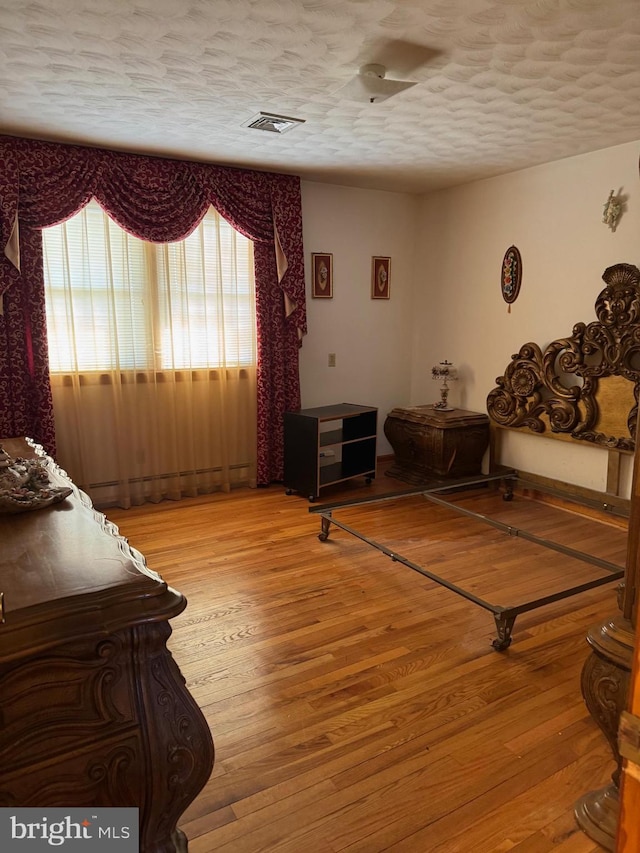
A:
[310, 472, 625, 650]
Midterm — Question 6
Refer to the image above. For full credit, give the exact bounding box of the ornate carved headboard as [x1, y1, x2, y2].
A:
[487, 263, 640, 454]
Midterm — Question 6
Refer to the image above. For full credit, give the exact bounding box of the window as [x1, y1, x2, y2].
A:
[41, 200, 258, 507]
[42, 200, 256, 373]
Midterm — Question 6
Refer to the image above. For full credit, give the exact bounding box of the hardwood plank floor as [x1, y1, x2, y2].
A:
[105, 468, 622, 852]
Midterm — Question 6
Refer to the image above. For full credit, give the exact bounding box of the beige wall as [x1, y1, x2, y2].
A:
[414, 140, 640, 492]
[300, 181, 418, 455]
[300, 140, 640, 491]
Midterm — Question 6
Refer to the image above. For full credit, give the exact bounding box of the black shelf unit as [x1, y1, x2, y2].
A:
[284, 403, 378, 501]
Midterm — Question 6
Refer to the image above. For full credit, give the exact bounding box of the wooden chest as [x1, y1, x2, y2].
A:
[384, 406, 490, 485]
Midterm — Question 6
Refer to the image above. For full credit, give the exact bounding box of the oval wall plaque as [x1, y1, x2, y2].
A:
[501, 245, 522, 307]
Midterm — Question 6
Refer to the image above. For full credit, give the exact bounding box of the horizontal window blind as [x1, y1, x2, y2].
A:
[43, 200, 255, 372]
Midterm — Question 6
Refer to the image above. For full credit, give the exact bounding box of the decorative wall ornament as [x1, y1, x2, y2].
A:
[371, 256, 390, 299]
[602, 190, 623, 232]
[311, 253, 333, 298]
[500, 245, 522, 312]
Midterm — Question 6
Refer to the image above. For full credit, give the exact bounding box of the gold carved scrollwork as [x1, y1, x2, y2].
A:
[487, 263, 640, 450]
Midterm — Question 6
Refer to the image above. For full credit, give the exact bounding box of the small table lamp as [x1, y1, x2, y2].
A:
[432, 360, 458, 411]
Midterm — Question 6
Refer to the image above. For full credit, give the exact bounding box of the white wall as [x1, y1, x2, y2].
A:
[412, 140, 640, 492]
[300, 181, 418, 455]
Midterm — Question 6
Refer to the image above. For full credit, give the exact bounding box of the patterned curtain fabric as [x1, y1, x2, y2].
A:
[0, 135, 306, 485]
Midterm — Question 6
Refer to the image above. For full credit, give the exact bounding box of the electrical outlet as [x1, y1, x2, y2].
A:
[328, 352, 336, 367]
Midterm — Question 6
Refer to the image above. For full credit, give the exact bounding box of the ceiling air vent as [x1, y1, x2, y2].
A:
[243, 112, 305, 134]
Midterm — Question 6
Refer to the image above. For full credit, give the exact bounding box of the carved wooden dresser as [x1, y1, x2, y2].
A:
[0, 437, 214, 853]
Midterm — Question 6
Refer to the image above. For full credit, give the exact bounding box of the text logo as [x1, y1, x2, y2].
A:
[0, 808, 138, 850]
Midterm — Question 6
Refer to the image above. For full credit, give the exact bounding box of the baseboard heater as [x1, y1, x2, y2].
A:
[88, 461, 253, 490]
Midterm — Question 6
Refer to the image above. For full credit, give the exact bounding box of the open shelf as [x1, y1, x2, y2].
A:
[284, 404, 378, 501]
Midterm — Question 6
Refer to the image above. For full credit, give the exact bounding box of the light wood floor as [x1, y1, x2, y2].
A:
[106, 467, 627, 852]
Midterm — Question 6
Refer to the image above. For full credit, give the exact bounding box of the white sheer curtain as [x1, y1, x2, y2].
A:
[42, 201, 257, 508]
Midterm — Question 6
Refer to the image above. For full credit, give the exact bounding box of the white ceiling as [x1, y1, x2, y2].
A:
[2, 0, 640, 194]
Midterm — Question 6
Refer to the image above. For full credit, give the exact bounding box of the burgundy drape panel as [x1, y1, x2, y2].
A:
[0, 135, 306, 485]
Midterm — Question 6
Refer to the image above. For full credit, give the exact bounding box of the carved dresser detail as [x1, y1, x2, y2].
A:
[0, 438, 214, 853]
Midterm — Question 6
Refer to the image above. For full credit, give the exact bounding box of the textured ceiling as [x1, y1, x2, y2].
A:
[2, 0, 640, 193]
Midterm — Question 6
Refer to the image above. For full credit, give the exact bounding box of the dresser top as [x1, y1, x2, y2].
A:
[0, 438, 183, 661]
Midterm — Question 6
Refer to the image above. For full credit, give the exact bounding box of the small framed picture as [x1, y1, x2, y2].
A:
[311, 253, 333, 298]
[371, 256, 390, 299]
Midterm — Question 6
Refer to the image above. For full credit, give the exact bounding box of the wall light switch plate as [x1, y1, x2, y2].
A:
[328, 353, 336, 367]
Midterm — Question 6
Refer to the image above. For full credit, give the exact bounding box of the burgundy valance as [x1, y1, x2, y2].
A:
[0, 135, 306, 338]
[0, 135, 306, 484]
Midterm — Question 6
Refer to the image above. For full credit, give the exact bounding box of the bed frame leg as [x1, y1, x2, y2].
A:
[318, 513, 332, 542]
[492, 612, 516, 650]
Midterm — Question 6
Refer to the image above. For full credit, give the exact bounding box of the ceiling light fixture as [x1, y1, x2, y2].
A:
[336, 64, 418, 104]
